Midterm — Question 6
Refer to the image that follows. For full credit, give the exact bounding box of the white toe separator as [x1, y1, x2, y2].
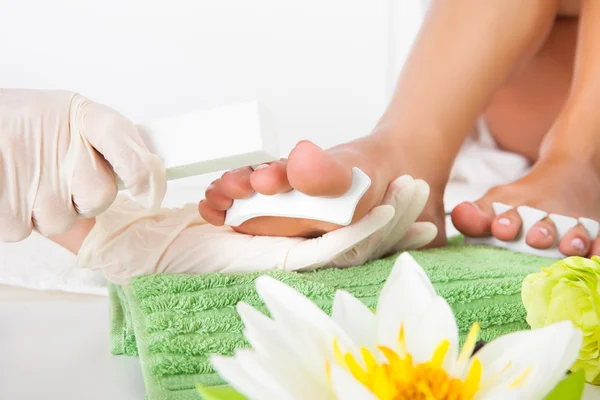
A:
[579, 217, 600, 239]
[224, 167, 371, 227]
[464, 202, 598, 258]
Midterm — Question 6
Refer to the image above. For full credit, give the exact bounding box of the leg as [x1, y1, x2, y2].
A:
[484, 18, 578, 162]
[200, 0, 559, 243]
[453, 0, 600, 256]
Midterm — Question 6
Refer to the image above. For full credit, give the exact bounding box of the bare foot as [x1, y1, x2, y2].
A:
[199, 138, 448, 244]
[451, 151, 600, 257]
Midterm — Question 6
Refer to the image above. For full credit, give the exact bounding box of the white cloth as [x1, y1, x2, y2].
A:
[0, 234, 107, 295]
[450, 117, 530, 185]
[0, 178, 213, 296]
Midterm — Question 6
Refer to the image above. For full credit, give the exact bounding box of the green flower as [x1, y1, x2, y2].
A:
[522, 256, 600, 384]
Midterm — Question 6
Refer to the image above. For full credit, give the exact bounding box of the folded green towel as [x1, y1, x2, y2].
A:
[110, 237, 554, 400]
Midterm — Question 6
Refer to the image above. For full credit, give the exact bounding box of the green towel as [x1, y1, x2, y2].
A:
[110, 237, 554, 400]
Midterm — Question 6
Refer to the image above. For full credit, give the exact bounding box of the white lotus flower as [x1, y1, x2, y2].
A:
[211, 253, 583, 400]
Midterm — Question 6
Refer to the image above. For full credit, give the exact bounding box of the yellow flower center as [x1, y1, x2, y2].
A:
[328, 324, 483, 400]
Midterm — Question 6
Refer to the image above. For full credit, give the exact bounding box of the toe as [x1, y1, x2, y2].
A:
[491, 209, 522, 241]
[249, 160, 293, 195]
[451, 201, 494, 237]
[204, 182, 233, 211]
[525, 219, 556, 249]
[219, 167, 254, 199]
[198, 200, 226, 226]
[588, 237, 600, 257]
[558, 225, 590, 256]
[287, 140, 353, 197]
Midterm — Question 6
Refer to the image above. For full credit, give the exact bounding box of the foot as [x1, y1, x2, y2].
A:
[199, 138, 448, 243]
[451, 152, 600, 257]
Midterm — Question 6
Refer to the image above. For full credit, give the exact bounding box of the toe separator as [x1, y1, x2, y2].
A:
[465, 205, 590, 259]
[548, 214, 579, 240]
[579, 217, 599, 239]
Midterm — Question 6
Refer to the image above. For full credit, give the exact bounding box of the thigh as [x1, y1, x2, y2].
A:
[483, 18, 578, 162]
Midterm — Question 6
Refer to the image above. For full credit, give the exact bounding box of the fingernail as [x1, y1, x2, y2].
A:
[537, 227, 550, 237]
[571, 237, 585, 251]
[497, 217, 511, 226]
[253, 164, 270, 171]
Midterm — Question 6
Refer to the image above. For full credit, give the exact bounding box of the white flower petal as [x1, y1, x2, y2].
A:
[255, 276, 331, 323]
[476, 321, 582, 399]
[376, 253, 437, 349]
[237, 302, 338, 390]
[332, 290, 376, 350]
[478, 389, 524, 400]
[330, 365, 378, 400]
[211, 354, 289, 400]
[405, 296, 458, 370]
[253, 276, 365, 389]
[236, 302, 332, 395]
[236, 349, 333, 400]
[255, 276, 359, 354]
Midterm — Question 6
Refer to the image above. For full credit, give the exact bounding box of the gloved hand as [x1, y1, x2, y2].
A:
[77, 175, 437, 284]
[0, 89, 166, 242]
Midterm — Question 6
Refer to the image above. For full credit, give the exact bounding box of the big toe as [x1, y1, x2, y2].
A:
[286, 140, 353, 197]
[451, 201, 494, 237]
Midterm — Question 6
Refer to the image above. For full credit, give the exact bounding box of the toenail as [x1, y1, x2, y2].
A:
[497, 217, 511, 226]
[468, 202, 482, 211]
[571, 237, 585, 251]
[537, 227, 550, 237]
[253, 164, 270, 171]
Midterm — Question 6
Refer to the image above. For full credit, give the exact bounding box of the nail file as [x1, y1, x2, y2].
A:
[224, 167, 371, 227]
[117, 101, 279, 189]
[464, 202, 599, 258]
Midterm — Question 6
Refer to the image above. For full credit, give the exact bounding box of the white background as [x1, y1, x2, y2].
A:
[0, 0, 423, 154]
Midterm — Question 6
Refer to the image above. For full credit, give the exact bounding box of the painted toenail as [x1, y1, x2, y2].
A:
[537, 227, 550, 237]
[571, 237, 585, 251]
[497, 217, 511, 226]
[253, 164, 270, 170]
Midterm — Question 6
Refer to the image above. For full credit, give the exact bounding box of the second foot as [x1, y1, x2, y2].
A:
[451, 155, 600, 257]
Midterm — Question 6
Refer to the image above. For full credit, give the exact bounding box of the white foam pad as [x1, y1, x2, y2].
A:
[225, 168, 371, 227]
[492, 202, 513, 215]
[548, 214, 579, 239]
[464, 202, 598, 258]
[118, 101, 279, 188]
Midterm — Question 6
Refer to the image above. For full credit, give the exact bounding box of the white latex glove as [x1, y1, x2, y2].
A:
[77, 175, 437, 284]
[0, 89, 166, 242]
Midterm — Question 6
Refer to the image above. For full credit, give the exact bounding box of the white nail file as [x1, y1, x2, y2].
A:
[464, 202, 599, 258]
[224, 167, 371, 227]
[118, 101, 279, 188]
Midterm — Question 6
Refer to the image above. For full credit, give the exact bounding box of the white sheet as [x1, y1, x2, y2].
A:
[0, 232, 107, 295]
[0, 177, 215, 295]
